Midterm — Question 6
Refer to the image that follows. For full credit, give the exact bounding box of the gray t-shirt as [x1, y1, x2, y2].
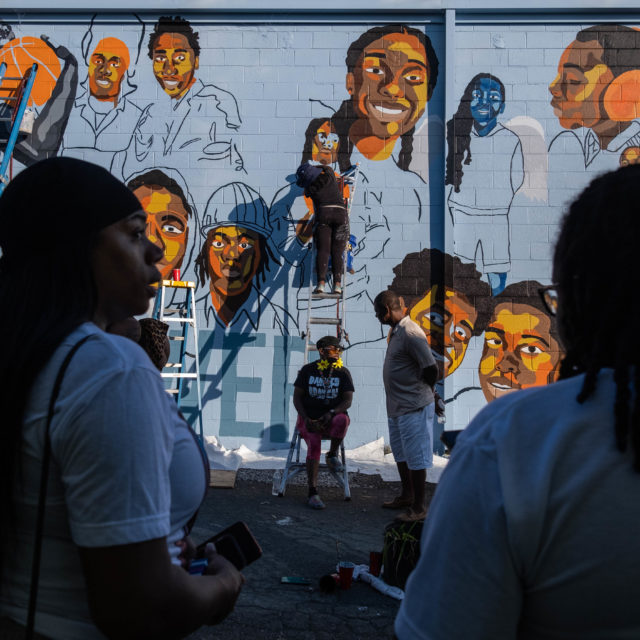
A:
[395, 370, 640, 639]
[382, 316, 436, 418]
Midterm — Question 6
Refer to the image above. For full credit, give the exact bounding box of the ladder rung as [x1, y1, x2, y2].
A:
[311, 293, 341, 299]
[0, 117, 12, 122]
[164, 363, 182, 368]
[165, 389, 179, 394]
[162, 317, 195, 323]
[161, 373, 198, 379]
[170, 336, 185, 341]
[161, 308, 184, 313]
[309, 318, 340, 325]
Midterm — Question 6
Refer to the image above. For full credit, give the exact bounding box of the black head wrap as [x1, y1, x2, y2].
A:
[0, 157, 142, 264]
[316, 335, 342, 350]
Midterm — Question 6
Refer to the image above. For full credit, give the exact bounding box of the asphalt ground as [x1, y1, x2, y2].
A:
[186, 469, 437, 640]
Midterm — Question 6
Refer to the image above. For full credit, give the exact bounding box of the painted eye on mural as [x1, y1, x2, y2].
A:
[364, 65, 384, 76]
[452, 324, 471, 342]
[471, 89, 481, 100]
[489, 92, 502, 103]
[154, 54, 166, 63]
[161, 223, 184, 235]
[404, 71, 425, 84]
[485, 336, 503, 348]
[211, 239, 225, 249]
[429, 311, 444, 328]
[520, 344, 544, 356]
[175, 54, 186, 63]
[238, 241, 254, 251]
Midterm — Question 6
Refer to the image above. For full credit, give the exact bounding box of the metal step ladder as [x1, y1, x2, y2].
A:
[0, 62, 37, 194]
[274, 164, 361, 500]
[152, 278, 204, 442]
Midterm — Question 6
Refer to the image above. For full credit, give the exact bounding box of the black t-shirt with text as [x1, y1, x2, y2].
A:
[294, 360, 355, 420]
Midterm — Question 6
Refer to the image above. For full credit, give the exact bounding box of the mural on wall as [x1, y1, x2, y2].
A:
[0, 35, 75, 164]
[60, 15, 147, 167]
[6, 13, 635, 451]
[126, 167, 196, 280]
[446, 73, 549, 297]
[548, 25, 640, 179]
[478, 280, 562, 403]
[123, 15, 244, 179]
[194, 182, 295, 334]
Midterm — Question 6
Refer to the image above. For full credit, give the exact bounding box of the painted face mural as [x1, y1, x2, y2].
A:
[549, 39, 614, 131]
[88, 38, 130, 102]
[409, 285, 477, 377]
[620, 146, 640, 166]
[152, 32, 199, 99]
[206, 225, 262, 298]
[348, 32, 429, 139]
[470, 76, 505, 132]
[312, 120, 339, 165]
[133, 185, 190, 279]
[479, 302, 561, 402]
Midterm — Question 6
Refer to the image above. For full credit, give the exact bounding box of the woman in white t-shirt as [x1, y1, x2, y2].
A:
[0, 157, 243, 639]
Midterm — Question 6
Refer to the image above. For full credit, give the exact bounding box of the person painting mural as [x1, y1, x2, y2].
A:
[295, 162, 349, 295]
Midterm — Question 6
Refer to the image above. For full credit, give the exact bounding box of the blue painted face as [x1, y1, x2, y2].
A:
[469, 77, 504, 133]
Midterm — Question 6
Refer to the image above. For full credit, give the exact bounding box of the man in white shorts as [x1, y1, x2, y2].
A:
[373, 290, 439, 522]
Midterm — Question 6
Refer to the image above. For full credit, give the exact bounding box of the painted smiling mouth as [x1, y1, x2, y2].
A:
[373, 105, 406, 116]
[162, 80, 180, 89]
[488, 379, 520, 391]
[96, 79, 112, 87]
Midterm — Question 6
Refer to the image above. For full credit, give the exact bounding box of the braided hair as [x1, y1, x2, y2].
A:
[553, 165, 640, 471]
[334, 24, 439, 173]
[445, 73, 506, 192]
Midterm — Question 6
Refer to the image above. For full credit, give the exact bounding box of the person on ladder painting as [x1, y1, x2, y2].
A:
[292, 335, 354, 509]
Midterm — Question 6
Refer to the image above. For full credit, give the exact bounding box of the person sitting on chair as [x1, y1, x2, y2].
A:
[293, 335, 354, 509]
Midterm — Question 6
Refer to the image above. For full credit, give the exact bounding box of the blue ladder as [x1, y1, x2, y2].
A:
[0, 62, 37, 194]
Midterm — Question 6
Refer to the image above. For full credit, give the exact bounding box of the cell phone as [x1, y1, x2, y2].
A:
[195, 521, 262, 571]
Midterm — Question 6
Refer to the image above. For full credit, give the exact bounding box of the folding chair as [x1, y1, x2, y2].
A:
[275, 427, 351, 500]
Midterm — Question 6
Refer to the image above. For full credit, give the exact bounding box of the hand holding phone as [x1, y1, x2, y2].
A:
[193, 521, 262, 572]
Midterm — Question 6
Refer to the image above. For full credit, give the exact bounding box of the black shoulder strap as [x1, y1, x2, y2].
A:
[26, 334, 92, 639]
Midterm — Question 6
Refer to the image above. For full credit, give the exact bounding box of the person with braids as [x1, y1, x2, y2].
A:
[332, 23, 438, 175]
[446, 73, 524, 296]
[0, 157, 243, 639]
[396, 164, 640, 638]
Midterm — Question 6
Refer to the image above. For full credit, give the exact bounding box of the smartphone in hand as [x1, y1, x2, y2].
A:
[194, 521, 262, 571]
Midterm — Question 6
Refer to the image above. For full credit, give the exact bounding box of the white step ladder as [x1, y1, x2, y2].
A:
[152, 278, 204, 442]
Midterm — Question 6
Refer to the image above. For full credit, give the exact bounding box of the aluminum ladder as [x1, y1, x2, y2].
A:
[152, 278, 205, 442]
[0, 62, 37, 194]
[274, 164, 361, 500]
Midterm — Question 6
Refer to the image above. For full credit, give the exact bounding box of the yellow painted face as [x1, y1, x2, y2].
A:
[409, 285, 477, 377]
[549, 39, 614, 130]
[88, 43, 129, 101]
[206, 225, 261, 297]
[620, 146, 640, 166]
[479, 303, 562, 402]
[152, 32, 198, 99]
[133, 185, 190, 279]
[312, 120, 339, 165]
[347, 32, 429, 139]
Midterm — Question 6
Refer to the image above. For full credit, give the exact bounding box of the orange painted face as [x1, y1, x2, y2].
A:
[347, 32, 429, 139]
[88, 40, 129, 101]
[152, 32, 198, 99]
[620, 146, 640, 166]
[479, 303, 562, 402]
[549, 39, 615, 130]
[206, 225, 261, 297]
[133, 185, 190, 279]
[409, 285, 478, 377]
[312, 120, 339, 165]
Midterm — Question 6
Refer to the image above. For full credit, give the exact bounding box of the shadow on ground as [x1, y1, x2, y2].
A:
[187, 470, 436, 640]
